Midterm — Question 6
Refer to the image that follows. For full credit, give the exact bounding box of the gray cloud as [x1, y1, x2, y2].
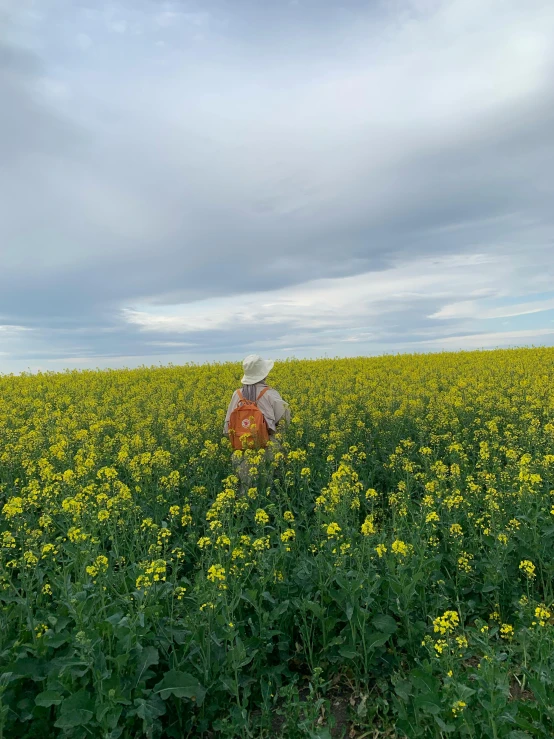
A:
[1, 0, 554, 371]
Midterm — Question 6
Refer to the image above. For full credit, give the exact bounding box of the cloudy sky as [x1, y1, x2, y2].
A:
[1, 0, 554, 373]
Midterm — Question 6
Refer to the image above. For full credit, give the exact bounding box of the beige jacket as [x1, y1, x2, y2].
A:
[223, 382, 290, 435]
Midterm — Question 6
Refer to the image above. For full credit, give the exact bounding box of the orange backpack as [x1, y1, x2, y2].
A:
[228, 388, 270, 450]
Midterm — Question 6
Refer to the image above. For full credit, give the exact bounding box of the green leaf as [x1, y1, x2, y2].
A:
[454, 683, 476, 701]
[434, 715, 456, 733]
[134, 695, 166, 721]
[153, 670, 205, 705]
[105, 612, 125, 626]
[481, 583, 497, 593]
[35, 690, 63, 707]
[411, 668, 439, 695]
[306, 600, 323, 618]
[338, 646, 358, 659]
[97, 705, 122, 729]
[394, 679, 413, 703]
[527, 677, 548, 706]
[365, 631, 390, 650]
[170, 628, 189, 645]
[55, 691, 94, 728]
[274, 600, 290, 617]
[4, 657, 48, 681]
[372, 614, 398, 633]
[414, 692, 442, 715]
[309, 728, 332, 739]
[44, 632, 70, 648]
[135, 646, 159, 683]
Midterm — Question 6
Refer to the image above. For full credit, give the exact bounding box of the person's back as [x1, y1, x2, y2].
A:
[223, 355, 290, 446]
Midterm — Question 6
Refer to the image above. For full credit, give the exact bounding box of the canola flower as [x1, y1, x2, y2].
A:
[2, 348, 554, 736]
[254, 508, 270, 526]
[532, 606, 551, 627]
[452, 700, 467, 717]
[433, 610, 460, 635]
[391, 539, 411, 558]
[519, 560, 536, 579]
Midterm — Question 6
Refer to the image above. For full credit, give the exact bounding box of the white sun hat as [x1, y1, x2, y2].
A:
[241, 354, 275, 385]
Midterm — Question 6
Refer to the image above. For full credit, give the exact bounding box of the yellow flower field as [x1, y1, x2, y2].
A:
[1, 348, 554, 738]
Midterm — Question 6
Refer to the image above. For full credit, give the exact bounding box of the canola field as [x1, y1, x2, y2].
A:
[1, 348, 554, 739]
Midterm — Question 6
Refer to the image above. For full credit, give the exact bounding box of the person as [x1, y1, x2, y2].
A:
[224, 354, 290, 440]
[223, 354, 290, 487]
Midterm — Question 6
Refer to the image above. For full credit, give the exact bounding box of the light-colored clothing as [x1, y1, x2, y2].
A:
[223, 382, 290, 435]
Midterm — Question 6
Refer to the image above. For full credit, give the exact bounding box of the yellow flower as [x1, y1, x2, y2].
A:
[181, 504, 192, 526]
[280, 529, 296, 543]
[23, 551, 39, 568]
[207, 564, 226, 582]
[1, 531, 17, 549]
[35, 623, 49, 639]
[67, 526, 89, 543]
[519, 560, 536, 579]
[375, 543, 387, 558]
[41, 543, 58, 559]
[532, 606, 551, 627]
[500, 624, 514, 640]
[326, 522, 341, 538]
[391, 539, 411, 558]
[452, 700, 467, 717]
[433, 610, 459, 635]
[283, 510, 295, 522]
[252, 536, 270, 552]
[2, 496, 24, 519]
[455, 635, 468, 649]
[360, 515, 376, 536]
[457, 552, 473, 572]
[254, 509, 270, 526]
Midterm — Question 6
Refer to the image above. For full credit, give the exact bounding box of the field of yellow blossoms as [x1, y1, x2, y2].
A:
[2, 348, 554, 738]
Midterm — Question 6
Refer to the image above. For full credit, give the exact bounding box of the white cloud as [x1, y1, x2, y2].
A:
[431, 296, 554, 320]
[419, 328, 554, 349]
[122, 250, 550, 347]
[0, 324, 31, 334]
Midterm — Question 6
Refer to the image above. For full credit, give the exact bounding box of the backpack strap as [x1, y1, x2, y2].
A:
[256, 387, 270, 402]
[236, 389, 252, 406]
